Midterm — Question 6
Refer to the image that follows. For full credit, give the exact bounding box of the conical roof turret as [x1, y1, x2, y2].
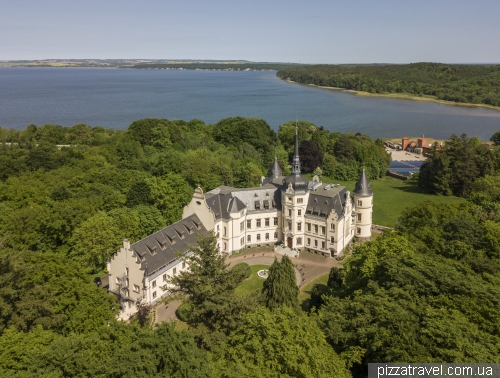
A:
[353, 168, 373, 197]
[267, 156, 283, 180]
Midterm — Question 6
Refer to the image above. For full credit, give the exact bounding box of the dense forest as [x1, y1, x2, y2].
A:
[276, 63, 500, 107]
[1, 119, 499, 376]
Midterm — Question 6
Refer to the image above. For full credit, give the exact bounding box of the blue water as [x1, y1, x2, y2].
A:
[1, 67, 500, 140]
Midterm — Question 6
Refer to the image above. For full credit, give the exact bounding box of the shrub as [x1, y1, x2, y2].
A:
[176, 301, 194, 322]
[231, 262, 252, 282]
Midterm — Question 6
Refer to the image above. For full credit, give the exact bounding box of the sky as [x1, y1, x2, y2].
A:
[1, 0, 499, 64]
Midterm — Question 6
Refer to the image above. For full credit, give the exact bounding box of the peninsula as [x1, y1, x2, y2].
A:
[277, 63, 500, 111]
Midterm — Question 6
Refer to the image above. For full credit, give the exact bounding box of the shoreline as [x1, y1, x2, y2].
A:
[287, 80, 500, 112]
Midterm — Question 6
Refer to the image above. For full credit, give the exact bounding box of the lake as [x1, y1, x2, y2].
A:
[1, 67, 499, 140]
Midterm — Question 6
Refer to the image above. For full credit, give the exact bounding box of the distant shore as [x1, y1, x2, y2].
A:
[286, 80, 500, 112]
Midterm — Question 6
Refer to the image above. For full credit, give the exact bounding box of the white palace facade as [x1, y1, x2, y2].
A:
[107, 130, 373, 319]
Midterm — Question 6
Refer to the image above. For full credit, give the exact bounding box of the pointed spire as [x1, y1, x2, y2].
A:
[291, 126, 301, 175]
[353, 168, 373, 196]
[268, 155, 282, 180]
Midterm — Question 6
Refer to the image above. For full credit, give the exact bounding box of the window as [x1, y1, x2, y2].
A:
[241, 237, 244, 246]
[173, 268, 177, 275]
[288, 221, 292, 231]
[314, 224, 318, 234]
[314, 240, 318, 247]
[224, 243, 227, 251]
[163, 274, 167, 282]
[357, 227, 361, 235]
[297, 222, 302, 231]
[256, 219, 261, 227]
[357, 213, 362, 222]
[307, 238, 311, 245]
[265, 233, 269, 240]
[265, 218, 270, 227]
[322, 241, 325, 249]
[152, 280, 156, 288]
[182, 262, 186, 269]
[125, 267, 129, 276]
[288, 196, 292, 202]
[274, 217, 278, 226]
[247, 219, 251, 229]
[321, 226, 325, 235]
[298, 209, 302, 216]
[330, 224, 335, 231]
[274, 232, 278, 239]
[330, 236, 335, 243]
[358, 200, 362, 206]
[297, 237, 302, 245]
[297, 198, 303, 204]
[288, 209, 292, 217]
[247, 235, 251, 242]
[224, 227, 227, 236]
[257, 234, 261, 241]
[152, 291, 157, 299]
[133, 284, 140, 293]
[307, 223, 311, 232]
[240, 221, 244, 232]
[217, 225, 220, 231]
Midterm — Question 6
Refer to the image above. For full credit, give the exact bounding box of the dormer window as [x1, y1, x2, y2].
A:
[255, 201, 260, 210]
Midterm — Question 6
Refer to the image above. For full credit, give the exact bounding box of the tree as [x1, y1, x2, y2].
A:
[69, 211, 122, 272]
[262, 256, 299, 311]
[490, 130, 500, 146]
[146, 174, 193, 224]
[218, 307, 351, 378]
[126, 180, 152, 207]
[299, 139, 323, 172]
[334, 135, 355, 164]
[168, 232, 254, 342]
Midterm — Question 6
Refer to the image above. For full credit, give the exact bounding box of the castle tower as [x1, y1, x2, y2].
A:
[281, 128, 309, 249]
[352, 168, 373, 240]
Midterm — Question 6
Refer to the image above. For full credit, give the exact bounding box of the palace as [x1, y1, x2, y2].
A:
[107, 130, 373, 319]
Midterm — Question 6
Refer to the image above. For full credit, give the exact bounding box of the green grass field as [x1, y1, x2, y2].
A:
[317, 176, 465, 228]
[298, 273, 329, 312]
[234, 264, 270, 295]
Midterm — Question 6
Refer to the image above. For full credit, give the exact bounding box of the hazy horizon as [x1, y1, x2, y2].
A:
[2, 0, 499, 64]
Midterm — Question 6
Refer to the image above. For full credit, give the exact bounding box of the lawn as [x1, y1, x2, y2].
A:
[234, 264, 270, 295]
[298, 272, 329, 312]
[315, 176, 466, 228]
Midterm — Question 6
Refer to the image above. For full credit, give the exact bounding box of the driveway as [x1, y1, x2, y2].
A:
[155, 247, 341, 324]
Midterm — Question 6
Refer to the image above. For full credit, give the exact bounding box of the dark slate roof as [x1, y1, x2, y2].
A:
[205, 184, 282, 219]
[267, 156, 283, 180]
[130, 214, 207, 276]
[353, 168, 373, 197]
[283, 173, 309, 194]
[306, 185, 349, 219]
